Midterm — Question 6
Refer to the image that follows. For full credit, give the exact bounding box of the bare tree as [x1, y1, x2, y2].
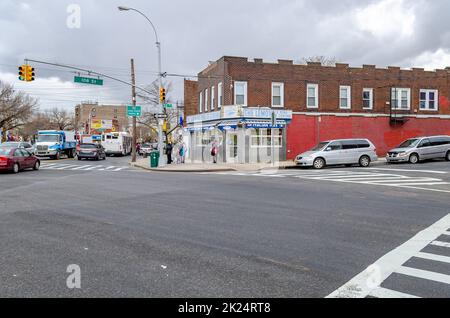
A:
[46, 107, 74, 131]
[300, 56, 337, 66]
[0, 81, 38, 141]
[19, 112, 52, 141]
[137, 81, 181, 144]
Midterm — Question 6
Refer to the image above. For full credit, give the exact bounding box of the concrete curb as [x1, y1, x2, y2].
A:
[130, 163, 237, 173]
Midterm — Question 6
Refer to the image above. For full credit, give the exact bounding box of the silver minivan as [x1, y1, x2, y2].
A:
[386, 136, 450, 164]
[295, 139, 378, 169]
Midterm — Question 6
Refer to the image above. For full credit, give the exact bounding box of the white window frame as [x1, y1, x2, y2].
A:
[419, 89, 438, 111]
[211, 86, 215, 111]
[307, 84, 319, 109]
[339, 85, 351, 109]
[362, 88, 373, 110]
[218, 82, 223, 108]
[271, 82, 285, 108]
[234, 81, 248, 106]
[199, 92, 203, 113]
[391, 88, 411, 110]
[204, 88, 209, 112]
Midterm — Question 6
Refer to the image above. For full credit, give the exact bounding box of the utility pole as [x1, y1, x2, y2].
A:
[131, 58, 137, 163]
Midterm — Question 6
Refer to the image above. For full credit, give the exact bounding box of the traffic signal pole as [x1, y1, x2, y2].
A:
[131, 58, 137, 163]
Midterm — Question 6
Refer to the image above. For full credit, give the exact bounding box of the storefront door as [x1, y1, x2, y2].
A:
[226, 132, 238, 163]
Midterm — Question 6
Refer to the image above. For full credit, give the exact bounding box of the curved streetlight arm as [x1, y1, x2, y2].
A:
[127, 8, 159, 44]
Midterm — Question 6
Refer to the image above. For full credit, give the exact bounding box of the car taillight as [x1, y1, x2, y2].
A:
[0, 156, 8, 165]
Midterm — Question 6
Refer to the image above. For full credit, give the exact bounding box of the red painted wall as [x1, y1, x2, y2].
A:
[287, 115, 450, 159]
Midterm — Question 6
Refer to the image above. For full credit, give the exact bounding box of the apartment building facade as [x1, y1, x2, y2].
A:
[184, 56, 450, 162]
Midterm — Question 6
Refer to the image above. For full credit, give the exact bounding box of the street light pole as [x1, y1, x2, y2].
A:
[118, 6, 165, 167]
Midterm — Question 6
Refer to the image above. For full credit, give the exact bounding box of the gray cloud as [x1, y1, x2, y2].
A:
[1, 0, 450, 110]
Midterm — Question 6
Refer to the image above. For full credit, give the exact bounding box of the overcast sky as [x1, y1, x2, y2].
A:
[1, 0, 450, 111]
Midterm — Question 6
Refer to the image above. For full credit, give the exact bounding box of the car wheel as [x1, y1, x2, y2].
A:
[313, 158, 325, 169]
[446, 151, 450, 162]
[409, 153, 419, 164]
[359, 155, 371, 167]
[13, 163, 19, 174]
[33, 161, 40, 170]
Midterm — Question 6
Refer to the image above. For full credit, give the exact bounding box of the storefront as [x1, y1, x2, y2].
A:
[186, 106, 292, 164]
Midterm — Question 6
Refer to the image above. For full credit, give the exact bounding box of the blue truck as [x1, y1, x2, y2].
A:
[35, 130, 77, 160]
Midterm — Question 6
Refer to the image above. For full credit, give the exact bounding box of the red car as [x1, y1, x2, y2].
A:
[0, 147, 41, 173]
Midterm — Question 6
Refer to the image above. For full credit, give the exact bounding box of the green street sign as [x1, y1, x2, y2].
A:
[164, 103, 173, 109]
[74, 76, 104, 86]
[127, 105, 142, 117]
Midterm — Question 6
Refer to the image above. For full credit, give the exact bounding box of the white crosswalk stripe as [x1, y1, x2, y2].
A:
[212, 170, 450, 193]
[41, 163, 129, 172]
[328, 214, 450, 298]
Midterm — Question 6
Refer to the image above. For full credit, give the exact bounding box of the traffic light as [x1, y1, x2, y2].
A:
[26, 66, 35, 82]
[159, 87, 166, 103]
[18, 65, 26, 81]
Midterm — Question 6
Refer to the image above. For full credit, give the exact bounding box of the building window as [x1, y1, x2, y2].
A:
[419, 89, 438, 111]
[272, 82, 284, 107]
[199, 92, 203, 113]
[362, 88, 373, 110]
[391, 88, 411, 110]
[218, 82, 223, 108]
[205, 88, 209, 112]
[234, 81, 247, 106]
[307, 84, 319, 109]
[211, 86, 215, 111]
[340, 86, 351, 109]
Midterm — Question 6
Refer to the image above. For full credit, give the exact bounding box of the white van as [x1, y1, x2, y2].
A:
[101, 132, 132, 156]
[295, 139, 378, 169]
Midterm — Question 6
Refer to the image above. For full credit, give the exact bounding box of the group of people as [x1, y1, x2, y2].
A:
[165, 142, 187, 165]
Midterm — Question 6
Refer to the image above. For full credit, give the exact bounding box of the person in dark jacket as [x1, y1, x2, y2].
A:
[166, 143, 173, 164]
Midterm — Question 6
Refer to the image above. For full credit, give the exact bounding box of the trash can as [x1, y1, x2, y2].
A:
[150, 151, 160, 168]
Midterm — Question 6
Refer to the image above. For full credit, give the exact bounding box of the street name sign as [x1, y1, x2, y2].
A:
[164, 104, 173, 109]
[154, 114, 168, 119]
[127, 105, 142, 117]
[74, 76, 104, 86]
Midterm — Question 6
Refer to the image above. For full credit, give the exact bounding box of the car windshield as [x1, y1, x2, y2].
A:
[38, 135, 59, 142]
[142, 144, 151, 148]
[398, 139, 420, 148]
[311, 142, 329, 151]
[0, 142, 20, 148]
[80, 144, 96, 149]
[0, 148, 11, 156]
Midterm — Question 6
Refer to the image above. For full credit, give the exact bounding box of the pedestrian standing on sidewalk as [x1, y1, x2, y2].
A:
[166, 142, 173, 165]
[179, 142, 186, 164]
[211, 140, 219, 164]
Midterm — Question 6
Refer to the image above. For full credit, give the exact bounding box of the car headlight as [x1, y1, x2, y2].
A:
[398, 152, 408, 157]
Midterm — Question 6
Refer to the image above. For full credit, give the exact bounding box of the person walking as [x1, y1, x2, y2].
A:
[211, 140, 219, 164]
[166, 142, 173, 165]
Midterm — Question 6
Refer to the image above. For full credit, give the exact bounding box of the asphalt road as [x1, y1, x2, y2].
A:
[0, 157, 449, 297]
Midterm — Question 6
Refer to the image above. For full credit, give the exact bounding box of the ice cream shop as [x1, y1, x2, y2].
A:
[186, 106, 293, 164]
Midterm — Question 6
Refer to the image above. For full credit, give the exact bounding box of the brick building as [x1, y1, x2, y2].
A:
[184, 56, 450, 163]
[74, 103, 130, 135]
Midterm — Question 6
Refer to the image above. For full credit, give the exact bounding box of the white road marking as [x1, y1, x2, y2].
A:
[397, 186, 450, 194]
[361, 168, 448, 174]
[430, 241, 450, 248]
[70, 165, 92, 170]
[86, 166, 102, 170]
[368, 287, 420, 298]
[396, 266, 450, 285]
[327, 214, 450, 298]
[105, 166, 116, 170]
[415, 252, 450, 264]
[56, 164, 79, 170]
[443, 231, 450, 236]
[386, 182, 450, 187]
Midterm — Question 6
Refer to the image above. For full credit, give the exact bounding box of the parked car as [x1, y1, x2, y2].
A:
[0, 148, 40, 173]
[386, 136, 450, 164]
[295, 139, 378, 169]
[139, 143, 153, 157]
[0, 141, 34, 154]
[77, 143, 106, 161]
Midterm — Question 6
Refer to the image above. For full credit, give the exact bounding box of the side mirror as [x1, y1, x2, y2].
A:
[325, 147, 332, 152]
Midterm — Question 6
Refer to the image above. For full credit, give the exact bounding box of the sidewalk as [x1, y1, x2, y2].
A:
[131, 157, 388, 173]
[131, 158, 297, 173]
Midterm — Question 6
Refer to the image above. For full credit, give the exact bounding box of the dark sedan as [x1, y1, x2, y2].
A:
[77, 143, 106, 161]
[0, 148, 40, 173]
